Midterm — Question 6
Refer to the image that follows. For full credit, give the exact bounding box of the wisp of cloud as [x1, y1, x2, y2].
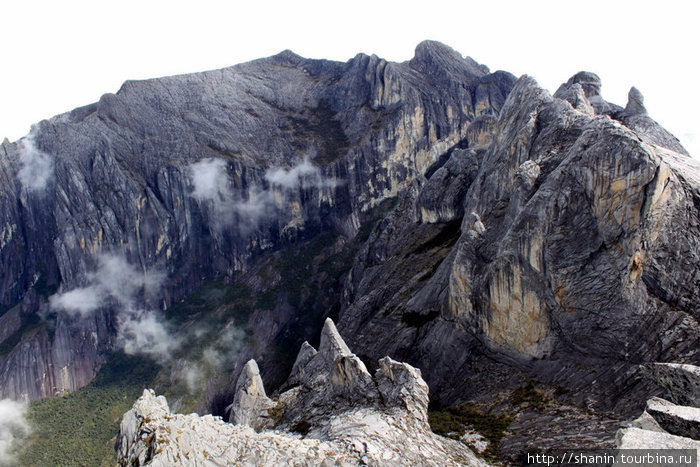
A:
[49, 253, 176, 362]
[49, 254, 164, 317]
[188, 155, 340, 232]
[117, 310, 180, 364]
[190, 158, 231, 203]
[17, 132, 53, 193]
[0, 398, 30, 466]
[178, 322, 245, 394]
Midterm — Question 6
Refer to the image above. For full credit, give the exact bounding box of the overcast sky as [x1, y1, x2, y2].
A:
[1, 0, 697, 156]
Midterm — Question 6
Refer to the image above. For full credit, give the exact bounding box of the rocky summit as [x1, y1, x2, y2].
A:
[1, 40, 699, 463]
[116, 319, 485, 466]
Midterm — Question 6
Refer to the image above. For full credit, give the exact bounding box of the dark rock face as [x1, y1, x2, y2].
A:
[338, 73, 699, 408]
[617, 364, 700, 449]
[0, 41, 698, 456]
[0, 41, 513, 400]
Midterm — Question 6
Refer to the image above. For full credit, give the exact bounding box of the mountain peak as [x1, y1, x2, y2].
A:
[410, 39, 489, 77]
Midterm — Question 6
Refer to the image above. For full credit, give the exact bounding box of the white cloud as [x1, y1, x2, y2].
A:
[188, 158, 242, 229]
[49, 253, 177, 362]
[49, 254, 164, 317]
[264, 156, 320, 189]
[231, 189, 276, 228]
[190, 158, 231, 203]
[48, 286, 103, 316]
[188, 156, 340, 232]
[117, 310, 180, 364]
[265, 154, 340, 190]
[17, 132, 53, 193]
[0, 398, 30, 466]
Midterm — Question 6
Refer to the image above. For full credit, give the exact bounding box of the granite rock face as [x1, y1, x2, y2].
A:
[226, 359, 275, 431]
[0, 41, 514, 400]
[338, 71, 699, 412]
[644, 363, 700, 407]
[117, 320, 485, 466]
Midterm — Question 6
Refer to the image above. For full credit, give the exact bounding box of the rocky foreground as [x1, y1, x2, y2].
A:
[617, 363, 700, 450]
[116, 319, 485, 466]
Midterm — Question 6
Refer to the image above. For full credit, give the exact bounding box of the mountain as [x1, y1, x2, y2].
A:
[1, 40, 698, 462]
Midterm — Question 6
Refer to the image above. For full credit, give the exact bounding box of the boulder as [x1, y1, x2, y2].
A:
[645, 397, 700, 440]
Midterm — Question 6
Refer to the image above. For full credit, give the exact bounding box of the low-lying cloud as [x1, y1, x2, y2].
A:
[49, 254, 177, 362]
[0, 398, 29, 466]
[49, 255, 164, 318]
[117, 310, 180, 364]
[188, 155, 340, 231]
[190, 158, 230, 204]
[265, 156, 327, 189]
[17, 132, 53, 193]
[178, 322, 245, 394]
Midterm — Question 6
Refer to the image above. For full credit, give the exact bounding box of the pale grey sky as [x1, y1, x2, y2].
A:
[1, 0, 697, 156]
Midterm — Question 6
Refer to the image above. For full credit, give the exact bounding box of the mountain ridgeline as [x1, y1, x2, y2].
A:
[1, 41, 698, 458]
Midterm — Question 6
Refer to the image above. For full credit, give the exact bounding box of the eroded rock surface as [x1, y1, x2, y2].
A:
[1, 41, 698, 458]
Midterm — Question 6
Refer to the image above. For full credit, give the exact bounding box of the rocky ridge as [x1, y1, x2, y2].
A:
[117, 319, 485, 466]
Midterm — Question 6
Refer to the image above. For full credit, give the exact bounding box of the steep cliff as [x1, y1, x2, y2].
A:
[1, 41, 698, 460]
[0, 40, 513, 401]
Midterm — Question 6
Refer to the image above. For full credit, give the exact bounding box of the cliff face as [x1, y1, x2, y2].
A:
[0, 41, 513, 400]
[1, 40, 699, 456]
[337, 74, 700, 411]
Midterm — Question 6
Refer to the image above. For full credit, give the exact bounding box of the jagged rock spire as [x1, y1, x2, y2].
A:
[318, 317, 352, 362]
[227, 359, 275, 431]
[625, 86, 647, 115]
[554, 71, 621, 114]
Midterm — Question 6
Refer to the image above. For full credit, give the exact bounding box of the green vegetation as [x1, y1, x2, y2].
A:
[166, 278, 252, 326]
[15, 195, 401, 464]
[268, 403, 285, 424]
[19, 352, 159, 467]
[511, 381, 553, 410]
[429, 403, 513, 463]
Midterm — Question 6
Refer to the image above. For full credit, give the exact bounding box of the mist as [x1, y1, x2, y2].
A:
[49, 253, 177, 362]
[0, 399, 29, 466]
[265, 154, 340, 190]
[188, 155, 340, 230]
[16, 132, 53, 193]
[178, 322, 245, 394]
[117, 310, 180, 364]
[49, 254, 164, 317]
